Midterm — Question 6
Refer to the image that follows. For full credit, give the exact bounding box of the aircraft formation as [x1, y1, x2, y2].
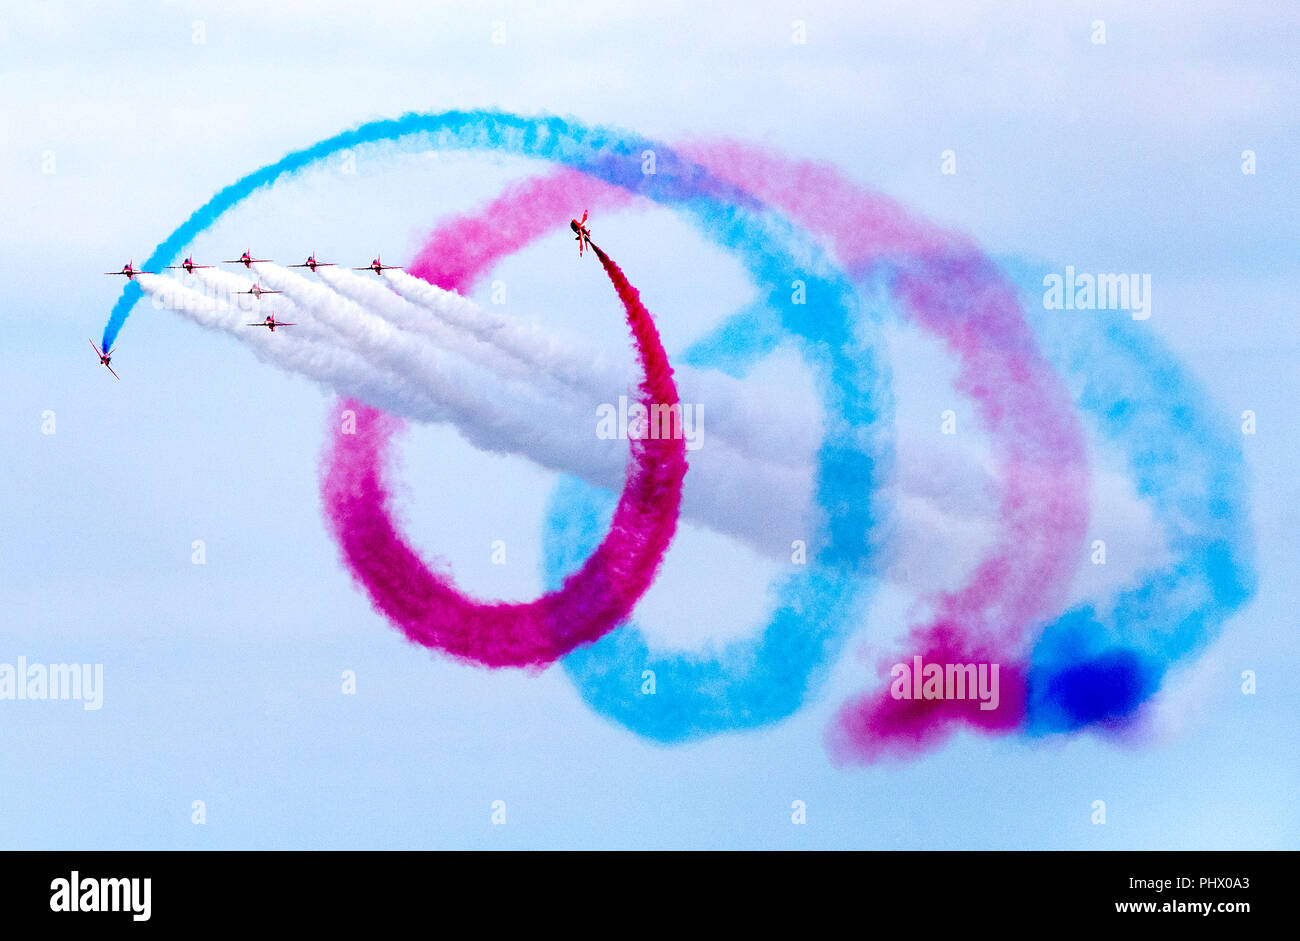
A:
[95, 212, 595, 379]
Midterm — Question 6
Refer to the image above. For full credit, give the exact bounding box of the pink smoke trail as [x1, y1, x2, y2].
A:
[679, 142, 1089, 761]
[321, 233, 687, 669]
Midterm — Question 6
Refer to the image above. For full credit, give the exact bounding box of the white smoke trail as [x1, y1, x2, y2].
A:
[383, 269, 818, 469]
[316, 265, 545, 390]
[143, 272, 609, 456]
[136, 274, 443, 422]
[246, 263, 612, 466]
[385, 268, 615, 384]
[143, 270, 814, 555]
[189, 266, 267, 313]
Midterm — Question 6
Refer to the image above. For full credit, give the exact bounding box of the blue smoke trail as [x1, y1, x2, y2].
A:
[999, 258, 1256, 733]
[103, 111, 766, 353]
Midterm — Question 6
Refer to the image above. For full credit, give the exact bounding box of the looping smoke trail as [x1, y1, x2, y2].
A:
[105, 110, 1254, 759]
[528, 149, 1088, 753]
[678, 143, 1252, 750]
[388, 170, 888, 743]
[320, 242, 688, 668]
[296, 124, 887, 742]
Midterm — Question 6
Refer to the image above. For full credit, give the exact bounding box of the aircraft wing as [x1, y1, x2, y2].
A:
[105, 364, 120, 380]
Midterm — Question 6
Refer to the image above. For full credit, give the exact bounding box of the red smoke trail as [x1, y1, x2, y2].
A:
[321, 235, 686, 668]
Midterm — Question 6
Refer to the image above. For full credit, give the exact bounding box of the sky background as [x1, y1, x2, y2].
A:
[0, 0, 1296, 848]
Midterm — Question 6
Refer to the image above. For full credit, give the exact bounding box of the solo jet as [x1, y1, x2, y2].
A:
[88, 339, 120, 379]
[570, 210, 592, 257]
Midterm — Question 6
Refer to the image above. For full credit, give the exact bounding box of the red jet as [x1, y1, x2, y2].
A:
[223, 250, 271, 268]
[237, 281, 282, 299]
[166, 255, 214, 274]
[353, 254, 402, 276]
[104, 260, 152, 280]
[289, 253, 334, 272]
[570, 210, 592, 257]
[246, 314, 295, 333]
[88, 339, 120, 380]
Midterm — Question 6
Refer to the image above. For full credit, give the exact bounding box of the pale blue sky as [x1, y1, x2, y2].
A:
[0, 1, 1295, 848]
